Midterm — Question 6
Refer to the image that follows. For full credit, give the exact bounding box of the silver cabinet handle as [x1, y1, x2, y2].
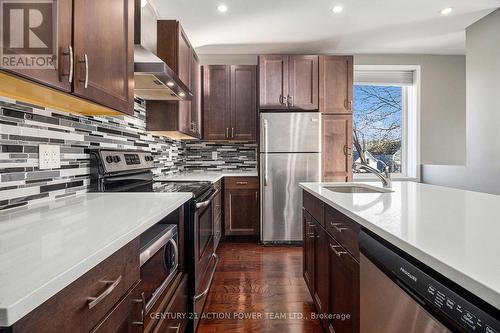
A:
[169, 324, 181, 333]
[79, 54, 89, 88]
[236, 181, 248, 185]
[194, 253, 219, 301]
[330, 222, 348, 232]
[131, 292, 146, 326]
[287, 95, 294, 107]
[329, 243, 347, 257]
[263, 119, 269, 186]
[61, 45, 73, 83]
[226, 127, 229, 139]
[231, 127, 234, 138]
[87, 275, 122, 309]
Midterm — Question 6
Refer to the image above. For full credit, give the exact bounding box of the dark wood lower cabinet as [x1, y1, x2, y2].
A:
[224, 177, 259, 236]
[91, 282, 143, 333]
[314, 224, 329, 327]
[303, 210, 316, 294]
[303, 191, 360, 333]
[328, 236, 359, 333]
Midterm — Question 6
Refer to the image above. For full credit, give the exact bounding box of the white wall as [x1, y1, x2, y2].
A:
[198, 53, 467, 166]
[422, 9, 500, 194]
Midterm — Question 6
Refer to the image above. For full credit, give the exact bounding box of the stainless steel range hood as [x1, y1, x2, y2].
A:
[134, 1, 192, 101]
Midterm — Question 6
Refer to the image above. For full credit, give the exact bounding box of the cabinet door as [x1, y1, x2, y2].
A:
[288, 55, 319, 110]
[314, 223, 329, 318]
[73, 0, 134, 115]
[259, 55, 289, 110]
[177, 26, 191, 89]
[322, 114, 353, 182]
[328, 236, 359, 333]
[231, 65, 257, 140]
[319, 56, 353, 114]
[203, 65, 231, 140]
[303, 210, 315, 295]
[1, 0, 73, 92]
[224, 188, 258, 236]
[191, 53, 202, 138]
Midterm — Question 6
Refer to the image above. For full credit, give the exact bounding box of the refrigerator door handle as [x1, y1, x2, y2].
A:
[264, 120, 269, 186]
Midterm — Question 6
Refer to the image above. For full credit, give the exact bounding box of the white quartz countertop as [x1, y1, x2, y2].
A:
[299, 181, 500, 311]
[0, 192, 192, 327]
[156, 171, 258, 183]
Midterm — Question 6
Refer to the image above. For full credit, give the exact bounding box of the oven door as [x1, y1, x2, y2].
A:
[140, 227, 179, 312]
[193, 189, 220, 328]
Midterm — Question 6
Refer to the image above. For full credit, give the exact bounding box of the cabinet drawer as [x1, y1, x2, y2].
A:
[91, 282, 142, 333]
[224, 177, 259, 189]
[12, 239, 140, 333]
[303, 190, 324, 227]
[152, 274, 188, 333]
[325, 206, 359, 260]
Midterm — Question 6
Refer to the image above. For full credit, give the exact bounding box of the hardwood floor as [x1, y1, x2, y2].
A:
[197, 243, 323, 333]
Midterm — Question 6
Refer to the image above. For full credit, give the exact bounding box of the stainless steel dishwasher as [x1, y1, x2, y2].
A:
[359, 230, 500, 333]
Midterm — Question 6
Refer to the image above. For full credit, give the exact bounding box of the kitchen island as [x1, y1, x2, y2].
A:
[300, 181, 500, 333]
[0, 192, 192, 328]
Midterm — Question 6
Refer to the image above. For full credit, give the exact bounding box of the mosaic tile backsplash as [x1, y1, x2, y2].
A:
[0, 97, 257, 210]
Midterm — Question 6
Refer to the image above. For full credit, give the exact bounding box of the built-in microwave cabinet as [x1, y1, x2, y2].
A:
[0, 0, 134, 115]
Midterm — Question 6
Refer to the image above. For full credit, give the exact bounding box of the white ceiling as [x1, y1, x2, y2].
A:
[154, 0, 499, 55]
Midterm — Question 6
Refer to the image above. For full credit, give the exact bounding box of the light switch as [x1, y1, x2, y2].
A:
[39, 144, 61, 170]
[212, 151, 218, 160]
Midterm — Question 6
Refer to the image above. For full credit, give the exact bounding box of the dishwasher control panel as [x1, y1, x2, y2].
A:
[360, 231, 500, 333]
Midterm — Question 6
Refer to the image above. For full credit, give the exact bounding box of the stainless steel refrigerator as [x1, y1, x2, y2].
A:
[260, 113, 321, 244]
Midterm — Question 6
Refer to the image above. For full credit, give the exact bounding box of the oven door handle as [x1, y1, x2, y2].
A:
[193, 253, 219, 301]
[195, 189, 220, 209]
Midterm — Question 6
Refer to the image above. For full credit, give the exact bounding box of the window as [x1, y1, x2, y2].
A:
[353, 66, 420, 179]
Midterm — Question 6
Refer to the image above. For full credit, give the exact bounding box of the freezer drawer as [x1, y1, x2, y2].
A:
[260, 152, 321, 242]
[260, 113, 321, 153]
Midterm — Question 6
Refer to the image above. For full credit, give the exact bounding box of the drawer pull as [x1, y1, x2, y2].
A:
[169, 324, 181, 333]
[236, 181, 248, 185]
[87, 275, 122, 309]
[131, 292, 146, 326]
[330, 222, 348, 232]
[329, 243, 347, 257]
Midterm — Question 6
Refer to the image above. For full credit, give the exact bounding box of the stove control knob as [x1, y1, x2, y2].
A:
[105, 156, 113, 163]
[113, 155, 121, 163]
[147, 155, 153, 161]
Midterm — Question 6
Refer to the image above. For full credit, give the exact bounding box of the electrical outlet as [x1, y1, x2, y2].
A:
[39, 144, 61, 170]
[212, 151, 218, 160]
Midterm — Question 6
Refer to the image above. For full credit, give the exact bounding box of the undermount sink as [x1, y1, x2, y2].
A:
[322, 184, 394, 194]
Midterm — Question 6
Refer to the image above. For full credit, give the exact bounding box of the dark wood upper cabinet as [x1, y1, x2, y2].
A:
[231, 65, 257, 140]
[322, 114, 353, 182]
[191, 53, 202, 138]
[73, 0, 134, 115]
[203, 65, 257, 141]
[224, 177, 259, 236]
[259, 55, 289, 110]
[259, 55, 319, 111]
[157, 21, 192, 89]
[0, 0, 73, 92]
[319, 55, 353, 114]
[203, 65, 231, 140]
[288, 55, 319, 110]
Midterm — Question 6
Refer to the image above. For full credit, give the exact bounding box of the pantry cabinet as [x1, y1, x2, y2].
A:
[203, 65, 257, 141]
[322, 114, 353, 182]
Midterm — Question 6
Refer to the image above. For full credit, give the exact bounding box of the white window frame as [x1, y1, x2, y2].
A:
[352, 65, 421, 182]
